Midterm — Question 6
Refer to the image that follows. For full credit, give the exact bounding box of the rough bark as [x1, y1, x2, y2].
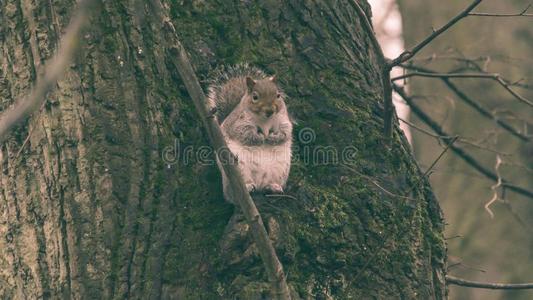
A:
[0, 0, 446, 299]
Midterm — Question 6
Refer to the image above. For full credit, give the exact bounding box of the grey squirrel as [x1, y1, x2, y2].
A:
[208, 64, 293, 203]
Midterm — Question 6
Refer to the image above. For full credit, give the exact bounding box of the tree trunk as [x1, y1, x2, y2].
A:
[0, 0, 446, 299]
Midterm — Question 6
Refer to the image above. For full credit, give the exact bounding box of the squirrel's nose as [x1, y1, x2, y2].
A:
[265, 110, 274, 117]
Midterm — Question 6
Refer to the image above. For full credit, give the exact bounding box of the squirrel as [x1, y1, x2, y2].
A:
[208, 64, 293, 203]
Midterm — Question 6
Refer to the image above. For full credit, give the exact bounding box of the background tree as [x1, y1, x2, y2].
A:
[0, 0, 446, 298]
[397, 0, 533, 299]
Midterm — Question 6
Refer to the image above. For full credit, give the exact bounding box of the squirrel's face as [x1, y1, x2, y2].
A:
[246, 76, 283, 119]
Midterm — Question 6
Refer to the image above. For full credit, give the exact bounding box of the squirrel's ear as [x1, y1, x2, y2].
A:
[246, 76, 256, 92]
[269, 75, 276, 82]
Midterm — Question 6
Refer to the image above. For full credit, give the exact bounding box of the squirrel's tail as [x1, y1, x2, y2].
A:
[207, 63, 266, 123]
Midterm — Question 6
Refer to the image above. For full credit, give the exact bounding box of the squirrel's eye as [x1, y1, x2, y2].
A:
[252, 93, 259, 101]
[276, 93, 281, 99]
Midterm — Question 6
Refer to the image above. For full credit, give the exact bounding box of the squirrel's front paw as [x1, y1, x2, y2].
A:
[244, 131, 265, 145]
[245, 183, 256, 193]
[266, 131, 286, 145]
[253, 134, 265, 144]
[264, 183, 284, 194]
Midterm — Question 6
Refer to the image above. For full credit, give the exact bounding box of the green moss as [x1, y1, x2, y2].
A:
[2, 0, 445, 298]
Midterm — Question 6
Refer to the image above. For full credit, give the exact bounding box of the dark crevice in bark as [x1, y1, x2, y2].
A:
[33, 210, 52, 298]
[112, 2, 158, 296]
[46, 0, 61, 49]
[19, 0, 39, 82]
[58, 186, 72, 297]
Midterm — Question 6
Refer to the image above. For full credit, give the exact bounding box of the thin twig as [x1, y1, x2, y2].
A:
[391, 71, 502, 81]
[388, 0, 483, 67]
[512, 81, 533, 90]
[157, 2, 291, 298]
[14, 101, 47, 160]
[399, 117, 445, 139]
[447, 263, 487, 274]
[469, 4, 533, 17]
[501, 200, 533, 235]
[422, 136, 458, 178]
[396, 136, 457, 198]
[400, 117, 512, 156]
[393, 83, 533, 199]
[447, 262, 462, 270]
[399, 65, 531, 141]
[446, 275, 533, 290]
[392, 71, 533, 108]
[341, 164, 416, 201]
[265, 194, 298, 201]
[0, 0, 97, 143]
[407, 54, 478, 66]
[444, 235, 463, 240]
[408, 54, 533, 74]
[447, 256, 488, 273]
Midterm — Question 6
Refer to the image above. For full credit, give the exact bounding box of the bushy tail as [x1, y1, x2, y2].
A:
[207, 63, 267, 123]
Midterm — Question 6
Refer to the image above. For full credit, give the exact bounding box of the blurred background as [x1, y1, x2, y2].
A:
[370, 0, 533, 299]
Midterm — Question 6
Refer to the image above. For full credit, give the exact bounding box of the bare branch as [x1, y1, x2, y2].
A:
[392, 71, 533, 108]
[493, 76, 533, 108]
[393, 71, 512, 82]
[409, 54, 488, 68]
[400, 117, 513, 156]
[512, 81, 533, 90]
[156, 2, 291, 298]
[409, 54, 533, 73]
[0, 0, 97, 143]
[444, 79, 530, 140]
[388, 0, 483, 67]
[399, 65, 531, 141]
[469, 4, 533, 17]
[446, 275, 533, 290]
[393, 83, 533, 199]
